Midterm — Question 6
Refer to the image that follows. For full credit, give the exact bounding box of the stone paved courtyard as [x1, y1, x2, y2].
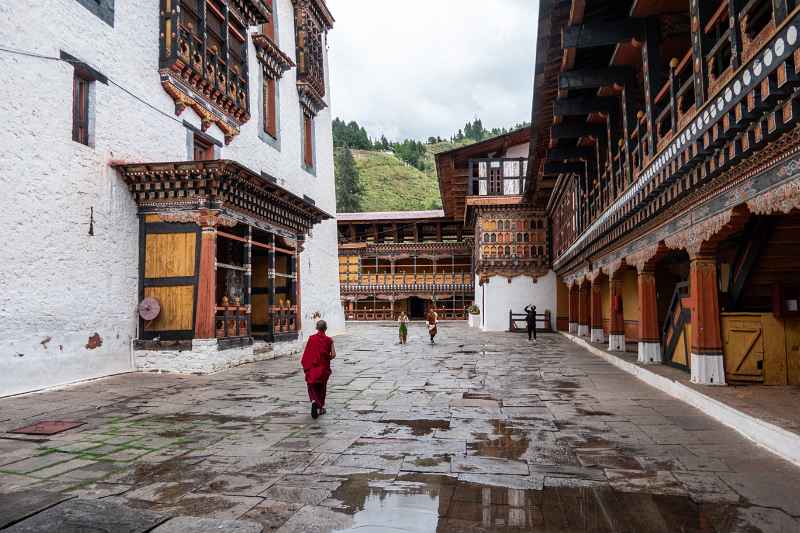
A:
[1, 322, 799, 532]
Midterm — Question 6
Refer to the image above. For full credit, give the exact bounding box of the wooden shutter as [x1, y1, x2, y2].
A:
[303, 115, 314, 168]
[72, 74, 90, 145]
[263, 0, 275, 40]
[264, 78, 277, 137]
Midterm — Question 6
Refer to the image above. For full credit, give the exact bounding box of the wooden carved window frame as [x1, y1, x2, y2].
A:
[72, 71, 91, 146]
[159, 0, 271, 144]
[293, 0, 333, 118]
[253, 0, 295, 139]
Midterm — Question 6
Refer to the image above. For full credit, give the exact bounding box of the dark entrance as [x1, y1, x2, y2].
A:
[409, 297, 427, 319]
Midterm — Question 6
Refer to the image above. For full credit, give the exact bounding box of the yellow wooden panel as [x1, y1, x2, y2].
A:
[252, 294, 268, 326]
[252, 256, 268, 288]
[622, 269, 640, 322]
[721, 314, 764, 382]
[144, 233, 196, 278]
[762, 313, 787, 385]
[143, 286, 194, 331]
[672, 329, 688, 367]
[144, 214, 162, 223]
[785, 318, 800, 385]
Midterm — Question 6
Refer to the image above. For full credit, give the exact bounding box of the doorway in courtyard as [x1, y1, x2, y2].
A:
[409, 297, 427, 319]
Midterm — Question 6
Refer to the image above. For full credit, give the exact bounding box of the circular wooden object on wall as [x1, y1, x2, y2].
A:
[138, 297, 161, 321]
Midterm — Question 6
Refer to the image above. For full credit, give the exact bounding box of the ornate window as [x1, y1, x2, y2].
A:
[292, 0, 334, 118]
[159, 0, 271, 144]
[253, 0, 295, 139]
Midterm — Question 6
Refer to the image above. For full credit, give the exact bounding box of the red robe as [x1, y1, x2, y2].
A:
[301, 331, 333, 384]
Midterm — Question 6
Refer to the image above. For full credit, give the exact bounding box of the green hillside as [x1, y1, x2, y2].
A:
[334, 139, 477, 213]
[347, 149, 442, 212]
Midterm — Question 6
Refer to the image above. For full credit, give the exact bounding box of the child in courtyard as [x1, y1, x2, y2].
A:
[398, 312, 409, 344]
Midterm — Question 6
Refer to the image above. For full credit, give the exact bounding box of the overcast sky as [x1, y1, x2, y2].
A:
[326, 0, 540, 142]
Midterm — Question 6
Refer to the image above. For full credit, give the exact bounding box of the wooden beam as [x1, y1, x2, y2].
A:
[559, 67, 636, 90]
[554, 96, 617, 116]
[551, 121, 606, 139]
[547, 146, 595, 161]
[562, 19, 643, 49]
[543, 161, 586, 175]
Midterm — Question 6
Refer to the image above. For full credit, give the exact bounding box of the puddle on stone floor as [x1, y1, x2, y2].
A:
[381, 419, 451, 436]
[469, 420, 530, 460]
[328, 473, 735, 532]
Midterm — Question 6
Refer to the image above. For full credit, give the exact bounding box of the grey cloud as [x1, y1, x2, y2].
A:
[327, 0, 540, 140]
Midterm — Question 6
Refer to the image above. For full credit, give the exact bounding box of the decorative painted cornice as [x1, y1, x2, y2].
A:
[747, 178, 800, 215]
[253, 34, 295, 80]
[625, 245, 660, 273]
[161, 76, 241, 145]
[664, 209, 733, 257]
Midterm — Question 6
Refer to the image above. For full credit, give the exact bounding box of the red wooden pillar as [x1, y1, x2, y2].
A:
[608, 275, 626, 351]
[578, 281, 590, 337]
[590, 279, 605, 343]
[637, 270, 661, 364]
[194, 217, 218, 339]
[689, 254, 726, 384]
[568, 283, 579, 334]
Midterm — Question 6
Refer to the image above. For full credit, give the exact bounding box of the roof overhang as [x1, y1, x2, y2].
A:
[114, 160, 332, 236]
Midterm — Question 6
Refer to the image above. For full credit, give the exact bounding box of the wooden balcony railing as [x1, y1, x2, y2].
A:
[655, 50, 695, 149]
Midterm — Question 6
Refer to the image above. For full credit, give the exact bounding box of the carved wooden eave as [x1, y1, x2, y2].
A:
[297, 81, 327, 117]
[230, 0, 272, 26]
[160, 74, 244, 145]
[113, 159, 332, 237]
[253, 34, 295, 80]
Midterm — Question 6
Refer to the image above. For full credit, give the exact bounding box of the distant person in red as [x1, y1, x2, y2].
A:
[301, 320, 336, 419]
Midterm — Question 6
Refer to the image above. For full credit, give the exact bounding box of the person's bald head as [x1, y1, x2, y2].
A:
[316, 320, 327, 332]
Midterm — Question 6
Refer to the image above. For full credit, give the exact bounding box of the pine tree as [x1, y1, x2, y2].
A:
[334, 147, 363, 212]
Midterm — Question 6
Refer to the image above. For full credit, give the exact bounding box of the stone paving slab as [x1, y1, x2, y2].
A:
[151, 516, 263, 533]
[2, 498, 167, 532]
[0, 490, 74, 529]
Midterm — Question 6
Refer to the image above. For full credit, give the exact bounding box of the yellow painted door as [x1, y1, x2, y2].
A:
[722, 316, 764, 382]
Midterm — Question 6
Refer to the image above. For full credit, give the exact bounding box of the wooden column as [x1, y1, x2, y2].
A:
[689, 0, 711, 106]
[590, 279, 605, 343]
[568, 284, 579, 333]
[578, 282, 590, 337]
[637, 269, 661, 364]
[641, 17, 664, 157]
[267, 233, 276, 340]
[244, 226, 252, 338]
[194, 215, 218, 339]
[608, 275, 626, 351]
[295, 239, 302, 333]
[689, 254, 726, 384]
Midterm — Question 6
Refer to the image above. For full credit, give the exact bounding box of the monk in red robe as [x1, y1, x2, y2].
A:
[301, 320, 336, 419]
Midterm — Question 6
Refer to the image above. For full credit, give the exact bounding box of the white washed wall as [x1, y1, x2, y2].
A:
[0, 0, 342, 396]
[474, 271, 557, 332]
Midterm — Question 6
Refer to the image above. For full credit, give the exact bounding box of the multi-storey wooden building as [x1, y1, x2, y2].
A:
[530, 0, 800, 385]
[436, 129, 556, 331]
[337, 211, 474, 320]
[0, 0, 342, 395]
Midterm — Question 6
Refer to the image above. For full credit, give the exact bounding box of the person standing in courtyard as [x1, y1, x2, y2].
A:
[398, 312, 409, 344]
[426, 308, 439, 344]
[301, 320, 336, 419]
[524, 304, 537, 342]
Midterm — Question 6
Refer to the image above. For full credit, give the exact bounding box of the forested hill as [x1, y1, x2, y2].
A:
[333, 118, 529, 213]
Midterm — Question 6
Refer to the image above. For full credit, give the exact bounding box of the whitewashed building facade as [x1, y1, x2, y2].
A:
[0, 0, 343, 397]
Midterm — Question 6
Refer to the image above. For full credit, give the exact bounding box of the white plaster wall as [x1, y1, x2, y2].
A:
[0, 0, 342, 396]
[503, 142, 530, 158]
[474, 271, 557, 332]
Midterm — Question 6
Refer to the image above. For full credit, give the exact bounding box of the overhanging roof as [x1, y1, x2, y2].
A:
[338, 210, 446, 223]
[435, 127, 532, 220]
[114, 159, 332, 235]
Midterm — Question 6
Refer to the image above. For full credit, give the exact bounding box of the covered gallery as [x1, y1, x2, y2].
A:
[337, 211, 474, 320]
[116, 160, 330, 372]
[531, 0, 800, 385]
